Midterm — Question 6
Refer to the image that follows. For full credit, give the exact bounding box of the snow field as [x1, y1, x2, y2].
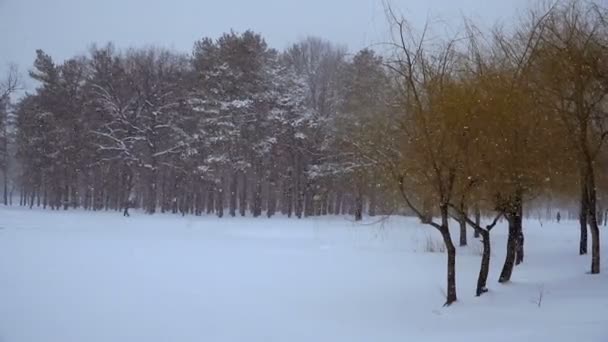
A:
[0, 207, 606, 342]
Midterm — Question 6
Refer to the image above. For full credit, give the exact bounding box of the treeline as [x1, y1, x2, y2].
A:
[2, 0, 608, 305]
[11, 34, 393, 218]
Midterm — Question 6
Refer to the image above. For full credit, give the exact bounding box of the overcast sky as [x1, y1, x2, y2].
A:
[1, 0, 532, 89]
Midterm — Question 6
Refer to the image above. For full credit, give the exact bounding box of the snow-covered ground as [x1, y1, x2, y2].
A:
[0, 206, 606, 342]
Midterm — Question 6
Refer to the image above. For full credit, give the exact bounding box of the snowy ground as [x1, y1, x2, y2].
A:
[0, 207, 606, 342]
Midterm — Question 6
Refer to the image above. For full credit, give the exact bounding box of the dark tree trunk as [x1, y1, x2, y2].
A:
[282, 177, 293, 218]
[304, 181, 314, 217]
[579, 178, 589, 255]
[586, 161, 600, 274]
[229, 172, 237, 217]
[516, 220, 524, 265]
[43, 185, 47, 209]
[63, 181, 69, 210]
[252, 172, 263, 218]
[499, 213, 519, 283]
[476, 229, 491, 296]
[3, 171, 8, 206]
[267, 182, 276, 218]
[459, 203, 467, 247]
[216, 187, 224, 218]
[320, 192, 328, 216]
[239, 173, 247, 216]
[474, 205, 481, 238]
[160, 170, 167, 213]
[334, 192, 343, 215]
[499, 190, 523, 282]
[206, 187, 214, 215]
[145, 166, 157, 214]
[368, 188, 376, 217]
[439, 205, 457, 306]
[354, 188, 363, 221]
[589, 215, 601, 274]
[295, 181, 303, 219]
[325, 192, 333, 215]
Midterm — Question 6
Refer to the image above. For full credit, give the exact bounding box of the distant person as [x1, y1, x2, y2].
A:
[123, 199, 132, 217]
[556, 212, 561, 223]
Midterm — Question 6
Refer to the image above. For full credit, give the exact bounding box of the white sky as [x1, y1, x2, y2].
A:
[0, 0, 532, 89]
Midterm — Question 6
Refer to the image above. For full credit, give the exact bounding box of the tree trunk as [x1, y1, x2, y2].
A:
[267, 182, 276, 218]
[3, 170, 8, 206]
[145, 166, 157, 214]
[216, 186, 224, 218]
[354, 187, 363, 221]
[206, 187, 214, 214]
[476, 229, 491, 296]
[229, 172, 237, 217]
[459, 203, 467, 247]
[334, 192, 343, 215]
[239, 173, 247, 216]
[440, 204, 457, 306]
[252, 172, 263, 218]
[499, 214, 518, 283]
[585, 161, 600, 274]
[368, 188, 376, 217]
[304, 181, 314, 217]
[579, 178, 589, 255]
[320, 192, 328, 216]
[282, 177, 292, 218]
[295, 180, 303, 219]
[515, 214, 524, 265]
[474, 205, 481, 238]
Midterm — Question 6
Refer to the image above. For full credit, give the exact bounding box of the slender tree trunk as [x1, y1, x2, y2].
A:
[499, 213, 518, 283]
[325, 191, 333, 215]
[145, 166, 157, 214]
[459, 202, 467, 246]
[267, 181, 276, 218]
[476, 229, 491, 296]
[334, 192, 343, 215]
[239, 173, 247, 216]
[252, 168, 263, 218]
[229, 172, 237, 217]
[354, 186, 363, 221]
[586, 161, 600, 274]
[43, 185, 47, 209]
[206, 187, 214, 215]
[499, 190, 523, 282]
[63, 178, 69, 210]
[304, 181, 314, 217]
[3, 169, 8, 206]
[282, 177, 292, 218]
[368, 187, 376, 217]
[295, 178, 303, 219]
[439, 205, 457, 306]
[216, 186, 224, 218]
[474, 205, 481, 238]
[579, 177, 589, 255]
[515, 204, 524, 265]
